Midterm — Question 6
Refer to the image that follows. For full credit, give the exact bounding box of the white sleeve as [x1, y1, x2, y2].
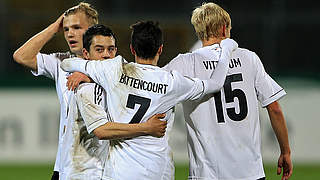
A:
[254, 53, 286, 107]
[31, 53, 59, 80]
[171, 71, 205, 102]
[60, 56, 123, 87]
[202, 47, 231, 94]
[76, 83, 111, 134]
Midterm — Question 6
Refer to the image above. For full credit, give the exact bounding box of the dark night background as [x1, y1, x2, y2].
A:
[1, 0, 319, 87]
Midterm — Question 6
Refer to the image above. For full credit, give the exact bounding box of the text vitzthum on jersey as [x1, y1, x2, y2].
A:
[203, 58, 241, 70]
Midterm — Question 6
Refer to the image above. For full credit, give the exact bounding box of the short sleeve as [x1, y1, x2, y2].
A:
[31, 53, 59, 80]
[76, 83, 111, 134]
[254, 53, 286, 107]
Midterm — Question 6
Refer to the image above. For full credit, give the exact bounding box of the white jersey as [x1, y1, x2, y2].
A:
[163, 44, 286, 180]
[32, 52, 108, 180]
[60, 44, 230, 179]
[76, 82, 175, 180]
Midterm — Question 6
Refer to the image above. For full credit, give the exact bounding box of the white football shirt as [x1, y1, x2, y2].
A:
[76, 82, 175, 180]
[60, 44, 231, 180]
[163, 44, 286, 180]
[32, 52, 108, 180]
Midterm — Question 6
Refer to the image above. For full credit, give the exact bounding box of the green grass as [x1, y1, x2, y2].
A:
[0, 163, 319, 180]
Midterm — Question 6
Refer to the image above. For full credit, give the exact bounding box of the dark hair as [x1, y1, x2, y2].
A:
[83, 24, 116, 51]
[130, 21, 163, 59]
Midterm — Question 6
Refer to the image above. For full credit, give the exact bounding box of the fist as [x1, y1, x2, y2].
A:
[220, 38, 238, 51]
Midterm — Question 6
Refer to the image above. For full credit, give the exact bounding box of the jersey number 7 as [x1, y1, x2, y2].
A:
[126, 94, 151, 124]
[214, 73, 248, 123]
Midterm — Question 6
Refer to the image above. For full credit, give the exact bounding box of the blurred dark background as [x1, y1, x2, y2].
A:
[1, 0, 319, 87]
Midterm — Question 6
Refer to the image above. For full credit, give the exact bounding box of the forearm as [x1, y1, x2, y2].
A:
[93, 122, 148, 140]
[204, 47, 231, 94]
[61, 58, 89, 75]
[267, 102, 291, 154]
[13, 23, 59, 70]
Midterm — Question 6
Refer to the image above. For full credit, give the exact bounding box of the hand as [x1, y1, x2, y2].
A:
[53, 14, 64, 33]
[66, 72, 91, 91]
[144, 113, 167, 138]
[277, 153, 293, 180]
[220, 38, 238, 51]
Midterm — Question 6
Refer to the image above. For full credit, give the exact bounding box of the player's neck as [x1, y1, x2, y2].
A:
[76, 54, 84, 58]
[202, 37, 223, 47]
[135, 57, 158, 66]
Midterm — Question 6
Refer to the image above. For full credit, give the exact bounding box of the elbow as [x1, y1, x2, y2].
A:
[60, 62, 67, 71]
[93, 128, 105, 140]
[267, 101, 283, 116]
[13, 50, 24, 64]
[60, 61, 71, 72]
[93, 126, 113, 140]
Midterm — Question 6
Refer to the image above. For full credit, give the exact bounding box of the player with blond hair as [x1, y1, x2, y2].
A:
[13, 3, 99, 179]
[60, 20, 238, 180]
[164, 2, 293, 180]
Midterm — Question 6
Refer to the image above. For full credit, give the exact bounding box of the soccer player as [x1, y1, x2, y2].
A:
[13, 3, 98, 179]
[60, 21, 238, 180]
[163, 2, 293, 180]
[74, 24, 167, 140]
[13, 3, 166, 180]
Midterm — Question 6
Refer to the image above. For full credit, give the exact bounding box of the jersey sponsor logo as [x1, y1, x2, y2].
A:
[203, 58, 242, 70]
[119, 73, 168, 94]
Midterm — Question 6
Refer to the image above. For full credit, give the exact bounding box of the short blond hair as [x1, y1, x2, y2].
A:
[191, 2, 231, 41]
[64, 2, 98, 26]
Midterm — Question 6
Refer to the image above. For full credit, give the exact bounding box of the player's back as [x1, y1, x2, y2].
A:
[164, 45, 285, 180]
[91, 57, 204, 180]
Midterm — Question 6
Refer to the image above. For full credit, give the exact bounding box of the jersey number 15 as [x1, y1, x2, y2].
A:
[214, 73, 248, 123]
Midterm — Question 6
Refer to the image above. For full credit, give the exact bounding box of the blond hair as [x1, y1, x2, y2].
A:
[191, 2, 231, 41]
[64, 2, 98, 26]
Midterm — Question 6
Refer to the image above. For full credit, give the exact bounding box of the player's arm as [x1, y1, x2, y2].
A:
[266, 101, 293, 180]
[60, 56, 119, 87]
[13, 14, 64, 71]
[67, 72, 92, 91]
[93, 114, 167, 140]
[170, 39, 238, 104]
[76, 83, 167, 140]
[204, 38, 238, 94]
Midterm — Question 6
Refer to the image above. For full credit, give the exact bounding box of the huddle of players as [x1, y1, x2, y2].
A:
[13, 2, 292, 180]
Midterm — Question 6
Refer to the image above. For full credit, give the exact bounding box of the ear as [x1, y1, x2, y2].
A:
[221, 25, 227, 38]
[114, 47, 118, 55]
[157, 44, 163, 55]
[82, 48, 90, 60]
[130, 44, 136, 56]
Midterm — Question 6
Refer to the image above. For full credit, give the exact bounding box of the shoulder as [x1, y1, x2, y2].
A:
[77, 83, 96, 94]
[38, 51, 73, 64]
[233, 47, 261, 63]
[163, 52, 193, 72]
[54, 51, 74, 61]
[234, 47, 255, 56]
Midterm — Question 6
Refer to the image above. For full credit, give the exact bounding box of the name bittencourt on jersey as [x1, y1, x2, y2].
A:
[119, 73, 168, 94]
